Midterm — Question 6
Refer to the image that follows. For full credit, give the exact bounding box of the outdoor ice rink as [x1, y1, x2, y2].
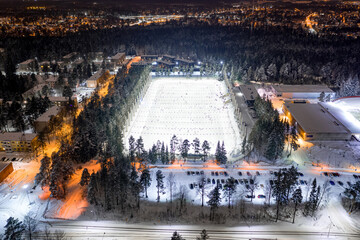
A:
[125, 77, 242, 158]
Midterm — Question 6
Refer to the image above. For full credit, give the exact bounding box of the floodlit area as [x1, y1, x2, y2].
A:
[125, 77, 242, 159]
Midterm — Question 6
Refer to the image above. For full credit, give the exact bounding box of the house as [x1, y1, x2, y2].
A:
[34, 106, 62, 133]
[22, 84, 46, 99]
[18, 59, 35, 72]
[0, 132, 38, 152]
[48, 96, 77, 106]
[45, 76, 58, 88]
[283, 102, 351, 141]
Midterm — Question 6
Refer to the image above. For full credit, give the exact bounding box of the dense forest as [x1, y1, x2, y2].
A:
[1, 23, 360, 96]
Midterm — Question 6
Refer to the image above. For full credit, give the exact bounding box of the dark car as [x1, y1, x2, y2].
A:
[245, 195, 255, 199]
[244, 179, 249, 184]
[207, 178, 211, 184]
[329, 180, 335, 186]
[200, 171, 204, 175]
[234, 179, 239, 184]
[269, 180, 274, 185]
[212, 179, 216, 184]
[256, 171, 260, 176]
[215, 172, 219, 176]
[338, 181, 344, 186]
[196, 171, 200, 175]
[353, 174, 358, 179]
[217, 179, 220, 184]
[11, 158, 16, 161]
[211, 172, 215, 176]
[224, 172, 228, 177]
[274, 172, 278, 177]
[247, 172, 251, 176]
[187, 171, 191, 176]
[298, 172, 304, 177]
[249, 179, 254, 185]
[300, 180, 305, 185]
[333, 172, 340, 177]
[1, 157, 6, 161]
[258, 194, 266, 199]
[239, 179, 244, 184]
[221, 179, 225, 184]
[191, 171, 195, 175]
[323, 172, 328, 177]
[238, 172, 242, 176]
[245, 184, 250, 190]
[347, 181, 352, 187]
[189, 183, 194, 189]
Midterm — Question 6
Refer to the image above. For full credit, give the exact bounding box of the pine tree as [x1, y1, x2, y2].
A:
[292, 188, 303, 223]
[193, 138, 201, 154]
[80, 168, 91, 186]
[87, 173, 98, 205]
[171, 231, 185, 240]
[215, 141, 221, 163]
[129, 135, 135, 162]
[305, 178, 318, 217]
[181, 139, 190, 160]
[223, 177, 236, 208]
[135, 136, 145, 159]
[170, 135, 178, 163]
[165, 145, 170, 164]
[4, 217, 25, 240]
[196, 229, 209, 240]
[161, 142, 166, 164]
[156, 170, 165, 202]
[129, 166, 141, 209]
[35, 155, 51, 188]
[140, 168, 151, 198]
[201, 140, 210, 161]
[318, 91, 325, 102]
[289, 127, 300, 156]
[221, 141, 227, 164]
[207, 185, 221, 221]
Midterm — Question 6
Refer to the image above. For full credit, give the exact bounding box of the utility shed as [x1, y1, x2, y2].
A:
[283, 102, 351, 141]
[272, 85, 335, 99]
[0, 162, 13, 183]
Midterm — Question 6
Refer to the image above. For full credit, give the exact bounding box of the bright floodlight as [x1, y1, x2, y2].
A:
[176, 61, 178, 65]
[198, 61, 201, 65]
[152, 61, 157, 65]
[23, 184, 28, 189]
[220, 61, 224, 64]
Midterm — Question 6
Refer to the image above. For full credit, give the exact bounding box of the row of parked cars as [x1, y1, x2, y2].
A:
[323, 172, 341, 177]
[1, 157, 24, 162]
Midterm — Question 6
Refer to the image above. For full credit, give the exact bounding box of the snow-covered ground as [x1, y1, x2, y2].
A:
[124, 77, 242, 159]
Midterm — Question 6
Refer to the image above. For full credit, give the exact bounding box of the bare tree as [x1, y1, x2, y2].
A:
[54, 230, 67, 240]
[167, 172, 176, 203]
[43, 226, 51, 240]
[247, 176, 258, 202]
[23, 213, 38, 240]
[264, 180, 273, 205]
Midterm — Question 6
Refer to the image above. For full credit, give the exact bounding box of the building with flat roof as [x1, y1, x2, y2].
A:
[62, 52, 79, 63]
[86, 69, 109, 88]
[238, 84, 259, 107]
[110, 52, 126, 66]
[48, 96, 77, 106]
[0, 162, 14, 183]
[34, 106, 62, 133]
[283, 102, 351, 141]
[45, 76, 58, 88]
[0, 132, 37, 152]
[272, 84, 335, 99]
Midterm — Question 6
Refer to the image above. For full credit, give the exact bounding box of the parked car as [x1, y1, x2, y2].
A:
[234, 179, 239, 184]
[221, 179, 225, 184]
[257, 194, 266, 199]
[333, 172, 340, 177]
[238, 171, 242, 176]
[212, 179, 216, 184]
[200, 171, 204, 175]
[337, 181, 344, 186]
[249, 179, 254, 185]
[329, 180, 335, 186]
[323, 172, 328, 177]
[189, 183, 194, 189]
[353, 174, 358, 179]
[239, 179, 244, 184]
[224, 171, 228, 177]
[245, 185, 250, 190]
[211, 172, 215, 176]
[269, 171, 274, 175]
[207, 178, 211, 184]
[244, 179, 249, 184]
[187, 171, 191, 176]
[298, 172, 304, 177]
[347, 181, 352, 187]
[11, 158, 16, 161]
[247, 172, 251, 176]
[300, 180, 305, 185]
[256, 171, 260, 176]
[215, 172, 219, 176]
[269, 180, 274, 185]
[245, 195, 255, 199]
[216, 179, 220, 184]
[191, 171, 195, 175]
[1, 157, 6, 161]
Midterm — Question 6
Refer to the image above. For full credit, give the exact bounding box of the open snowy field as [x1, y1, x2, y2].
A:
[124, 77, 242, 159]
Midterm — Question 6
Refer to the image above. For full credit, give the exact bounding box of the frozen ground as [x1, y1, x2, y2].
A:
[124, 77, 242, 159]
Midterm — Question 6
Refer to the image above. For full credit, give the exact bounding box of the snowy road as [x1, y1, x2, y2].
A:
[42, 220, 360, 239]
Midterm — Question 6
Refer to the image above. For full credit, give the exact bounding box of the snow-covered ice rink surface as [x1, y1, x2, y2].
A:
[125, 77, 242, 158]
